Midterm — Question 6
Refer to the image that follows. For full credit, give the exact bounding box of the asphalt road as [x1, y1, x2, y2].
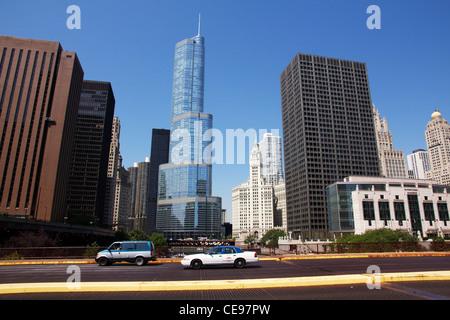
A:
[0, 257, 450, 283]
[1, 256, 450, 302]
[1, 256, 450, 283]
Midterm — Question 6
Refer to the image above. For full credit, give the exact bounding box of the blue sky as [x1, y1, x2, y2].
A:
[1, 1, 449, 221]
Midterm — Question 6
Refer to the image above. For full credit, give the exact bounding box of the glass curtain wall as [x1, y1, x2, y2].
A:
[156, 32, 221, 239]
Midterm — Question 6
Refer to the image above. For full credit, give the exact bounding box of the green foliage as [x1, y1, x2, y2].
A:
[332, 229, 420, 253]
[260, 229, 286, 247]
[336, 229, 416, 244]
[4, 230, 58, 247]
[127, 229, 150, 241]
[149, 233, 168, 247]
[244, 234, 257, 245]
[2, 251, 23, 260]
[83, 241, 100, 258]
[113, 230, 130, 242]
[113, 230, 168, 245]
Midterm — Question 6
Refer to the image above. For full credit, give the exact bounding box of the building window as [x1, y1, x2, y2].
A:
[438, 203, 449, 226]
[363, 201, 375, 226]
[394, 201, 406, 223]
[407, 194, 423, 235]
[423, 202, 435, 225]
[378, 201, 391, 226]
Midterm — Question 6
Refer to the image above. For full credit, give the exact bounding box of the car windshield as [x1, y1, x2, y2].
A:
[205, 247, 244, 254]
[206, 247, 223, 255]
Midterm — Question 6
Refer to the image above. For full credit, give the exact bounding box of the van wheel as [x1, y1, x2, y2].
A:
[135, 256, 146, 266]
[234, 258, 246, 269]
[191, 259, 202, 270]
[98, 257, 109, 266]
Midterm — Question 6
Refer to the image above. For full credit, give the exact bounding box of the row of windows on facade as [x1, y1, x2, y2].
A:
[0, 48, 55, 208]
[361, 200, 449, 225]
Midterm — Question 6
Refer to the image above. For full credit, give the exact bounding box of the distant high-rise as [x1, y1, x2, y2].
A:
[232, 138, 286, 241]
[156, 21, 222, 239]
[425, 110, 450, 185]
[133, 157, 151, 231]
[104, 116, 121, 228]
[259, 133, 284, 186]
[372, 105, 408, 179]
[0, 36, 84, 222]
[407, 149, 431, 179]
[147, 128, 170, 235]
[114, 155, 131, 231]
[66, 80, 115, 225]
[128, 163, 138, 227]
[280, 53, 380, 240]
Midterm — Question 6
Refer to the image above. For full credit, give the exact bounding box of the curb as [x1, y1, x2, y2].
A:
[1, 270, 450, 294]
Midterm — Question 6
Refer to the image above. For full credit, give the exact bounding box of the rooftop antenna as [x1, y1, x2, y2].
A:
[198, 13, 201, 36]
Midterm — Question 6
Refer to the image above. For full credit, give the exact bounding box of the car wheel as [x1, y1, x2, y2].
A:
[135, 256, 146, 266]
[191, 259, 202, 270]
[98, 257, 108, 266]
[234, 258, 246, 269]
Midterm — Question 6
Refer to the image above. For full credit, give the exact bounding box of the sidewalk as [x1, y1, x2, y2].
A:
[1, 251, 449, 266]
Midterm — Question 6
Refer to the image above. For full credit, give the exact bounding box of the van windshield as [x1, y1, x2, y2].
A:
[108, 243, 121, 251]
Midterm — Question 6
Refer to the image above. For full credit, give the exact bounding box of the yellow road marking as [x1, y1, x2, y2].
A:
[1, 271, 450, 294]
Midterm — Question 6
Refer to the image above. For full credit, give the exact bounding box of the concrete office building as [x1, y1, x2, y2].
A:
[0, 36, 84, 222]
[425, 110, 450, 186]
[407, 149, 431, 180]
[232, 140, 286, 241]
[280, 53, 380, 240]
[66, 80, 115, 225]
[327, 176, 450, 238]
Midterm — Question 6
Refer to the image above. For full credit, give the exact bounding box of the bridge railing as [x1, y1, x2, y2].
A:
[1, 241, 448, 260]
[322, 241, 450, 254]
[0, 245, 238, 260]
[0, 246, 107, 260]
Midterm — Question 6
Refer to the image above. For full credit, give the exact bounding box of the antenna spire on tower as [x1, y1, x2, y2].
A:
[198, 13, 201, 36]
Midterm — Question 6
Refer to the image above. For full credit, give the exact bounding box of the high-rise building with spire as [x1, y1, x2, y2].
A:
[156, 18, 222, 239]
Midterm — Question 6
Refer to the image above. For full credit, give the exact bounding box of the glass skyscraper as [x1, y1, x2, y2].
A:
[156, 25, 221, 239]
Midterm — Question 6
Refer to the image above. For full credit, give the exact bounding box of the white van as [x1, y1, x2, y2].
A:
[95, 241, 156, 266]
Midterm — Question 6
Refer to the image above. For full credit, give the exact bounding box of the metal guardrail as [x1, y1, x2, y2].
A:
[0, 245, 251, 260]
[0, 246, 107, 260]
[323, 241, 450, 254]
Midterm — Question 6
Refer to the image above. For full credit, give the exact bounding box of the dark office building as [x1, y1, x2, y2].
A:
[0, 36, 84, 222]
[66, 80, 115, 225]
[134, 158, 151, 231]
[280, 53, 380, 240]
[146, 128, 170, 234]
